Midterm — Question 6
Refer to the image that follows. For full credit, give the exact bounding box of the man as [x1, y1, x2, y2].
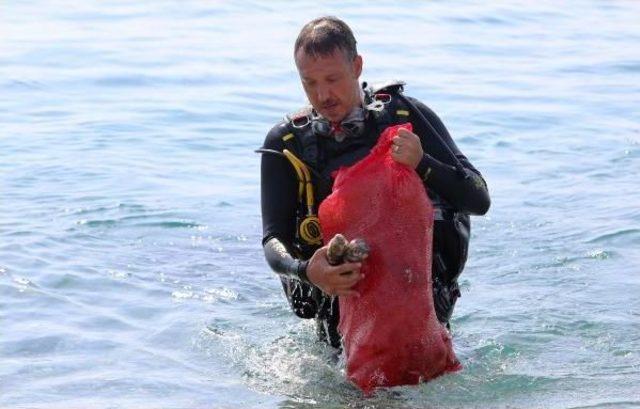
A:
[259, 16, 490, 348]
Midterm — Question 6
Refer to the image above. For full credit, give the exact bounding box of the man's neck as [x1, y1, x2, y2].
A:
[331, 87, 365, 126]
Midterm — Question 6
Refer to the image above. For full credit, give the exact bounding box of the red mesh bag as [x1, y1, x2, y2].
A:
[319, 123, 461, 393]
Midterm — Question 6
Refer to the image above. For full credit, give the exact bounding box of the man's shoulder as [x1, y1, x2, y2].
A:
[262, 120, 290, 149]
[365, 80, 440, 121]
[401, 95, 442, 124]
[263, 105, 314, 149]
[402, 94, 430, 111]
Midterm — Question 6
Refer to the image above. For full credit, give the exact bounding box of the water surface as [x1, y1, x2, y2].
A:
[1, 1, 639, 408]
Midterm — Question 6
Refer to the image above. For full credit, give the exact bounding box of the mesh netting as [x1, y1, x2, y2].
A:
[319, 123, 461, 393]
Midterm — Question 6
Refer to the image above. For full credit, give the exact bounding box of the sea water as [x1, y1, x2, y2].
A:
[1, 1, 639, 408]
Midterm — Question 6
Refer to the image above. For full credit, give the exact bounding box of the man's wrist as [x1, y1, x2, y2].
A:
[297, 259, 311, 284]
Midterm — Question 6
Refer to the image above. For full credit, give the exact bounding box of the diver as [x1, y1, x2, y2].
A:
[258, 16, 490, 348]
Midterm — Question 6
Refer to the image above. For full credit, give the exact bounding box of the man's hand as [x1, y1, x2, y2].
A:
[391, 128, 423, 168]
[306, 246, 364, 297]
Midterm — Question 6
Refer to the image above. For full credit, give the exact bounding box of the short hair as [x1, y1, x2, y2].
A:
[294, 16, 358, 61]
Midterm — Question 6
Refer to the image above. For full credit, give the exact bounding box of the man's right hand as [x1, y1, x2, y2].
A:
[306, 246, 364, 297]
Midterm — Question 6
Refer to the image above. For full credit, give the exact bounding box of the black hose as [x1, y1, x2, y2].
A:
[395, 93, 468, 179]
[255, 148, 285, 157]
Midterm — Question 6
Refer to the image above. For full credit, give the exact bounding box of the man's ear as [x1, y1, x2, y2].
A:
[353, 54, 363, 78]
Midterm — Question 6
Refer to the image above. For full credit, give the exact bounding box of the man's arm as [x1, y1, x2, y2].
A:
[263, 237, 311, 282]
[260, 123, 364, 294]
[409, 98, 491, 215]
[260, 123, 307, 281]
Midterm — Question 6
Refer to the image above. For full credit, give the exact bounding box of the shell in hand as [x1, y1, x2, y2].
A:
[327, 234, 369, 265]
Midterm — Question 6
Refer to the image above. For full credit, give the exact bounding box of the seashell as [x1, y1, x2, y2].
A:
[327, 234, 369, 265]
[345, 238, 370, 262]
[327, 233, 348, 265]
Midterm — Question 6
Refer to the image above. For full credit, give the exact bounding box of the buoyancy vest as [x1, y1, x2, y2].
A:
[276, 81, 469, 322]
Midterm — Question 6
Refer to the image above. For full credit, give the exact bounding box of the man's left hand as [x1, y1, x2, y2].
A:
[391, 128, 423, 169]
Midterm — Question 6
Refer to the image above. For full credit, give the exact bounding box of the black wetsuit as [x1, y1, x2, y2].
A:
[260, 95, 490, 348]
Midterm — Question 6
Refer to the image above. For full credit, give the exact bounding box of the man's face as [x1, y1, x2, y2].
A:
[295, 48, 363, 124]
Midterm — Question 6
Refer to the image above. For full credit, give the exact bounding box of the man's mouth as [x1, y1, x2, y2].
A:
[322, 101, 339, 111]
[322, 105, 341, 119]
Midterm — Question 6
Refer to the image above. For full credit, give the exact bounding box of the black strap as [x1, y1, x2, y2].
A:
[395, 93, 468, 179]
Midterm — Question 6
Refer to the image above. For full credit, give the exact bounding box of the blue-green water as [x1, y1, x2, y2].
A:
[1, 1, 639, 408]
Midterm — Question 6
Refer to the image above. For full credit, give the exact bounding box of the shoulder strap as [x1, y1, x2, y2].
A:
[367, 90, 412, 133]
[367, 81, 467, 178]
[282, 109, 320, 169]
[280, 131, 299, 155]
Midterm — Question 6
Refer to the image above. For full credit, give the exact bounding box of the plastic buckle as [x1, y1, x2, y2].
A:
[291, 114, 311, 128]
[374, 93, 392, 104]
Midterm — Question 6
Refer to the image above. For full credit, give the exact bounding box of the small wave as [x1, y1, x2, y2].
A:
[75, 217, 201, 229]
[93, 74, 156, 87]
[29, 109, 72, 118]
[587, 249, 613, 260]
[197, 320, 351, 402]
[92, 74, 223, 88]
[2, 79, 45, 90]
[11, 275, 37, 292]
[171, 289, 196, 300]
[494, 140, 511, 148]
[588, 228, 640, 244]
[77, 219, 117, 227]
[568, 400, 640, 409]
[108, 269, 132, 279]
[66, 203, 155, 216]
[171, 285, 238, 303]
[446, 15, 515, 27]
[203, 287, 238, 303]
[135, 221, 201, 228]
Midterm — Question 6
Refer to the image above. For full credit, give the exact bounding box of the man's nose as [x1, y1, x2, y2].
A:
[317, 84, 331, 103]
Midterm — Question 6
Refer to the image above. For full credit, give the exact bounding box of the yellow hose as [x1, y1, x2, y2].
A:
[283, 149, 315, 213]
